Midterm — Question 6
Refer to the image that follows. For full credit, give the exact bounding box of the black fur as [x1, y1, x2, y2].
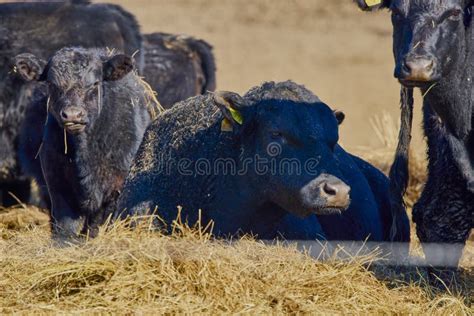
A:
[142, 33, 216, 108]
[355, 0, 474, 267]
[0, 1, 142, 206]
[18, 47, 152, 239]
[387, 87, 413, 244]
[114, 81, 409, 243]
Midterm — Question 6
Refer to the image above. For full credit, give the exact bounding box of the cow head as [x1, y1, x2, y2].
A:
[13, 47, 134, 134]
[356, 0, 473, 88]
[214, 91, 351, 217]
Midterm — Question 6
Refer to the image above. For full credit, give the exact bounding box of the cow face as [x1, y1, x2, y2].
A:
[356, 0, 472, 88]
[14, 48, 134, 134]
[214, 91, 351, 217]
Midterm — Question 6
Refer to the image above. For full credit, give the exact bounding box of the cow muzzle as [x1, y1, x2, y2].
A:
[60, 107, 87, 134]
[300, 173, 351, 216]
[397, 55, 439, 86]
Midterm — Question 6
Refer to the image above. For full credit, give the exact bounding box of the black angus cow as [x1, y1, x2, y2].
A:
[14, 47, 156, 239]
[1, 1, 217, 207]
[0, 1, 142, 206]
[142, 33, 216, 109]
[113, 81, 409, 246]
[355, 0, 474, 269]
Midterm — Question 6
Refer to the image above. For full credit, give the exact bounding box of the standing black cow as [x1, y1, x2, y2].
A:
[142, 33, 216, 109]
[14, 47, 156, 239]
[355, 0, 474, 269]
[1, 2, 217, 207]
[0, 1, 142, 206]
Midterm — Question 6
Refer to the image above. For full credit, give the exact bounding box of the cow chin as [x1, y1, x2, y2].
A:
[64, 123, 87, 134]
[398, 78, 438, 89]
[313, 205, 348, 216]
[288, 202, 349, 218]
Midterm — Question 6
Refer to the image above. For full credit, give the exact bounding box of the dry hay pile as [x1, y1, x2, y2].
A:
[0, 205, 49, 234]
[0, 218, 471, 314]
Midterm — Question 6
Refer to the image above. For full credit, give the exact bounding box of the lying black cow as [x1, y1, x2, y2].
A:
[355, 0, 474, 268]
[114, 81, 410, 244]
[15, 47, 157, 239]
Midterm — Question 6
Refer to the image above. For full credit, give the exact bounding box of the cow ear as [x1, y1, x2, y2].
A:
[103, 54, 134, 81]
[13, 53, 47, 82]
[214, 91, 251, 133]
[334, 110, 345, 125]
[354, 0, 390, 11]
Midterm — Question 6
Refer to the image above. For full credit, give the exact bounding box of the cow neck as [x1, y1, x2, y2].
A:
[421, 24, 473, 140]
[75, 106, 119, 168]
[206, 141, 262, 226]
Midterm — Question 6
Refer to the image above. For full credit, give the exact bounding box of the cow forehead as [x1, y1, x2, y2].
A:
[393, 0, 462, 12]
[259, 101, 335, 136]
[49, 49, 101, 87]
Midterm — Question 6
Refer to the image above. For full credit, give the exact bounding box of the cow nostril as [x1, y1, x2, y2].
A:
[402, 61, 412, 74]
[322, 182, 338, 196]
[426, 60, 434, 71]
[60, 110, 68, 120]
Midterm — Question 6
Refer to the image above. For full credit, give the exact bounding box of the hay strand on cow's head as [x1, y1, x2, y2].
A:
[137, 75, 164, 120]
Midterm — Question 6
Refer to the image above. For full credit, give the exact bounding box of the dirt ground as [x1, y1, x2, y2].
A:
[103, 0, 425, 150]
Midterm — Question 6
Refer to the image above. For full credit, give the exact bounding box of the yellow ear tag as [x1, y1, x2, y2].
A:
[365, 0, 381, 6]
[228, 107, 243, 125]
[221, 118, 233, 132]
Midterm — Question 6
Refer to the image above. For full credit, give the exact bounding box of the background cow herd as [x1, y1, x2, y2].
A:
[0, 0, 472, 290]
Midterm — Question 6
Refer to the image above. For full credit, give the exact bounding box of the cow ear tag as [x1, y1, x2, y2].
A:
[221, 118, 234, 132]
[228, 107, 243, 125]
[365, 0, 382, 6]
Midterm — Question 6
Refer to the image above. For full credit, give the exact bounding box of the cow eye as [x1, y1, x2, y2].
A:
[93, 81, 100, 87]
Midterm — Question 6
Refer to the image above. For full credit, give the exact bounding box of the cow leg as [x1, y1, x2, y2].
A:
[414, 197, 471, 289]
[81, 212, 101, 239]
[49, 194, 84, 241]
[81, 208, 110, 238]
[414, 186, 471, 266]
[81, 192, 119, 238]
[445, 133, 474, 192]
[413, 168, 472, 290]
